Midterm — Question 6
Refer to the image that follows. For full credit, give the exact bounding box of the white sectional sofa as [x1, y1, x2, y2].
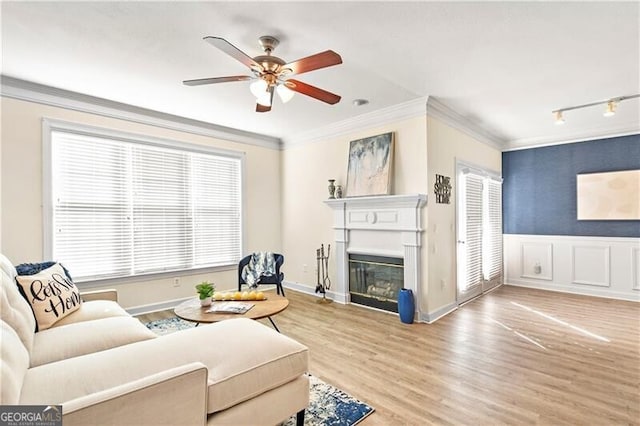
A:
[0, 254, 309, 425]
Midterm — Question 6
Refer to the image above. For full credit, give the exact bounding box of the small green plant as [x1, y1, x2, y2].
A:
[195, 281, 215, 300]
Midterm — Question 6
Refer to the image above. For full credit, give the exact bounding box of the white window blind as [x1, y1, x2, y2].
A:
[483, 178, 503, 285]
[462, 172, 484, 292]
[49, 129, 242, 282]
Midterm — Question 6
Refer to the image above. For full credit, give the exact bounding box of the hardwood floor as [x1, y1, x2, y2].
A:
[137, 286, 640, 425]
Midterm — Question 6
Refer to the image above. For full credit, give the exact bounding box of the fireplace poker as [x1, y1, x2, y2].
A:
[323, 244, 331, 291]
[320, 244, 326, 292]
[315, 248, 323, 294]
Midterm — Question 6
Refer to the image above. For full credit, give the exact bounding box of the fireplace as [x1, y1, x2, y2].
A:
[324, 194, 427, 319]
[349, 254, 404, 312]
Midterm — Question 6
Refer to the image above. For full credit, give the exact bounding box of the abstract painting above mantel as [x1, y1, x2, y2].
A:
[346, 132, 394, 197]
[577, 170, 640, 220]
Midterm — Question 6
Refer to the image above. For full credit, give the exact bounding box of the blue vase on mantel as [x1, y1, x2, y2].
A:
[398, 288, 415, 324]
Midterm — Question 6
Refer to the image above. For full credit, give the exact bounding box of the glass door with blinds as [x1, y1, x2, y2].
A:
[456, 162, 503, 305]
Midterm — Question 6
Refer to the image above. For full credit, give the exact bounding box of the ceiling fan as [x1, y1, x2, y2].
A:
[183, 35, 343, 113]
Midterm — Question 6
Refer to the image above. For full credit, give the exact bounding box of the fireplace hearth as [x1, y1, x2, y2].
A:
[349, 254, 404, 312]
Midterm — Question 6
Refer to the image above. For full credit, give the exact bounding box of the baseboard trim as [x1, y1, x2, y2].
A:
[505, 281, 640, 302]
[420, 302, 458, 324]
[126, 296, 192, 316]
[283, 280, 346, 304]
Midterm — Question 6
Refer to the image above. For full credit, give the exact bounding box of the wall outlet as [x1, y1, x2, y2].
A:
[303, 264, 308, 273]
[440, 279, 446, 289]
[173, 277, 181, 287]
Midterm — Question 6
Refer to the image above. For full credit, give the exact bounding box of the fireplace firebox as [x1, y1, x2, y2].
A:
[348, 254, 404, 312]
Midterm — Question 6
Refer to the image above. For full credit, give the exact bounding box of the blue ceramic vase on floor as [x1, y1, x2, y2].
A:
[398, 288, 415, 324]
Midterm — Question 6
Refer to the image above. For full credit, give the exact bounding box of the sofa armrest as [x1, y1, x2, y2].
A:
[81, 289, 118, 302]
[62, 362, 208, 426]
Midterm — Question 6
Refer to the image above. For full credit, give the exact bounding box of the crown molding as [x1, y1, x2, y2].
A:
[504, 125, 640, 151]
[0, 75, 281, 150]
[427, 97, 506, 150]
[281, 97, 428, 148]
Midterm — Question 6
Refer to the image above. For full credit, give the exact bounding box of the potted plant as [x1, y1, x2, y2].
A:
[196, 281, 215, 307]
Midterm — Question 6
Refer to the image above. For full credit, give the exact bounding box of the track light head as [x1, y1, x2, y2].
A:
[603, 101, 617, 117]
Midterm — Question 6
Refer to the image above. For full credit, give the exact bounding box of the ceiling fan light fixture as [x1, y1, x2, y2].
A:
[250, 79, 268, 98]
[554, 111, 565, 125]
[603, 101, 617, 117]
[276, 84, 295, 103]
[185, 35, 343, 112]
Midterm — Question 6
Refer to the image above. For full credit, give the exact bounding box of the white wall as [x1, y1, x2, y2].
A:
[280, 115, 430, 312]
[0, 97, 282, 310]
[425, 115, 502, 319]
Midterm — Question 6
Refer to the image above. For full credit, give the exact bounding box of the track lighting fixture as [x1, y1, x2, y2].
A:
[552, 94, 639, 124]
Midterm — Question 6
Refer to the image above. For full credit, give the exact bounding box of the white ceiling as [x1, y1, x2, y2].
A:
[2, 1, 639, 149]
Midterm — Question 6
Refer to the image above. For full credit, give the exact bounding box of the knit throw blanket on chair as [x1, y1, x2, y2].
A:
[242, 252, 276, 288]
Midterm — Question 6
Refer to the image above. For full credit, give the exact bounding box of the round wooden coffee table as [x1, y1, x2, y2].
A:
[174, 293, 289, 332]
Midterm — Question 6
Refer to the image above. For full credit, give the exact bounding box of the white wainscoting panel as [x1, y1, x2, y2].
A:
[520, 242, 553, 281]
[505, 234, 639, 301]
[571, 245, 610, 287]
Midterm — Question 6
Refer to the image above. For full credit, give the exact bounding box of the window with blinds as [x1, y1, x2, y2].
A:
[47, 128, 242, 282]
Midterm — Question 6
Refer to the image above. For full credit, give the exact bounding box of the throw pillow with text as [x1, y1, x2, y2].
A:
[15, 263, 82, 331]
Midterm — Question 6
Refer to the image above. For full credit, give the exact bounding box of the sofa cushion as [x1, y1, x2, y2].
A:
[30, 316, 157, 367]
[0, 255, 36, 353]
[52, 300, 130, 327]
[0, 320, 30, 404]
[20, 318, 308, 414]
[15, 263, 82, 331]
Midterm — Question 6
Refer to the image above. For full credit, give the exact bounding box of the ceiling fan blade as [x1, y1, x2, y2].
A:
[283, 50, 342, 76]
[183, 75, 252, 86]
[256, 103, 271, 113]
[285, 79, 341, 105]
[203, 36, 263, 71]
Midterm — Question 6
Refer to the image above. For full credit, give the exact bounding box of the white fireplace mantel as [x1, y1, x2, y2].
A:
[324, 194, 427, 319]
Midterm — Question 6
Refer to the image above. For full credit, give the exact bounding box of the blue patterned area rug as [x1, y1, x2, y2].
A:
[144, 317, 375, 426]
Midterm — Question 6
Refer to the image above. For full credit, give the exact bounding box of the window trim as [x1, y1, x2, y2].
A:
[42, 118, 246, 284]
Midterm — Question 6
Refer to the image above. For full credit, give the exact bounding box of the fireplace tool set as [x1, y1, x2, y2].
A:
[315, 244, 332, 304]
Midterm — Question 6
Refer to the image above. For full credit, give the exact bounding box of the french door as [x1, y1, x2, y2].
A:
[456, 162, 503, 305]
